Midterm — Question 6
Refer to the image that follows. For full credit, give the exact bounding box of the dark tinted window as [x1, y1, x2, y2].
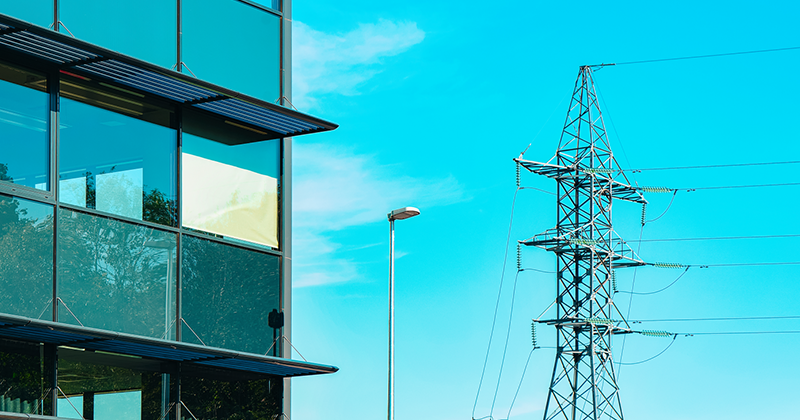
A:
[181, 235, 281, 354]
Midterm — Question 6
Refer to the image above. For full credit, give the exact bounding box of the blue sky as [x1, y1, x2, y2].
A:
[289, 1, 800, 420]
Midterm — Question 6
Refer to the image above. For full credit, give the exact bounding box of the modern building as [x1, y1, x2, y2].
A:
[0, 1, 337, 419]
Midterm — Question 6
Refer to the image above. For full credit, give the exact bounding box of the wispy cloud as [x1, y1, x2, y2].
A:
[292, 19, 425, 110]
[292, 143, 465, 287]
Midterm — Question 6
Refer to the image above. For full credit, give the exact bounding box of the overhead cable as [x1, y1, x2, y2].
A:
[622, 160, 800, 172]
[632, 315, 800, 323]
[639, 182, 800, 193]
[617, 266, 690, 295]
[625, 234, 800, 243]
[611, 46, 800, 66]
[472, 186, 521, 419]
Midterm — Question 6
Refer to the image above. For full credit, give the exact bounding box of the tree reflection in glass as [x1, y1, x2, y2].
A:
[57, 209, 177, 340]
[181, 235, 281, 354]
[0, 194, 53, 319]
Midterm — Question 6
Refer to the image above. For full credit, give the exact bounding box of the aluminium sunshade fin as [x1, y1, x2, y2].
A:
[0, 13, 337, 140]
[0, 314, 338, 378]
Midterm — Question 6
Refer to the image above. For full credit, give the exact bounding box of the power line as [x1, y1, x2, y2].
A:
[520, 186, 556, 196]
[489, 270, 523, 417]
[679, 182, 800, 191]
[625, 234, 800, 243]
[644, 261, 800, 269]
[610, 46, 800, 66]
[622, 160, 800, 172]
[472, 187, 521, 419]
[632, 315, 800, 323]
[682, 330, 800, 336]
[639, 182, 800, 193]
[617, 266, 689, 295]
[616, 335, 677, 366]
[701, 262, 800, 268]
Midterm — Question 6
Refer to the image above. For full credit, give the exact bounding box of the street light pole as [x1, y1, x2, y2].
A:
[387, 206, 420, 420]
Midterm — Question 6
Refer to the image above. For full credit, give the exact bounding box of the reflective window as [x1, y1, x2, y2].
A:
[183, 111, 280, 248]
[1, 1, 53, 27]
[0, 194, 53, 319]
[0, 62, 49, 191]
[183, 0, 281, 101]
[243, 0, 282, 11]
[57, 209, 177, 340]
[181, 365, 281, 419]
[56, 347, 167, 420]
[0, 339, 53, 416]
[181, 235, 281, 354]
[59, 0, 177, 68]
[59, 79, 177, 226]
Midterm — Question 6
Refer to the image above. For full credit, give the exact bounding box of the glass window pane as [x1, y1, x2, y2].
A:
[59, 0, 176, 68]
[0, 62, 49, 191]
[0, 339, 54, 415]
[0, 194, 53, 319]
[181, 235, 280, 354]
[182, 130, 280, 249]
[1, 1, 53, 28]
[59, 79, 177, 226]
[181, 365, 281, 419]
[57, 348, 167, 420]
[57, 208, 177, 340]
[183, 0, 281, 101]
[238, 0, 281, 12]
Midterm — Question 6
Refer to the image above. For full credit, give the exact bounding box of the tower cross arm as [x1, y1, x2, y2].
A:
[515, 158, 571, 179]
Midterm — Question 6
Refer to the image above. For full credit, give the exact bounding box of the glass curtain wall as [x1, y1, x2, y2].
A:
[56, 348, 168, 420]
[0, 62, 49, 192]
[59, 77, 177, 226]
[0, 1, 52, 27]
[57, 209, 177, 340]
[0, 339, 54, 416]
[0, 0, 286, 354]
[58, 0, 177, 69]
[183, 0, 281, 102]
[181, 235, 281, 354]
[0, 194, 53, 320]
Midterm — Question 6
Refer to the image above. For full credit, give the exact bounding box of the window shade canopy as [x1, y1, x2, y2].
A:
[0, 314, 338, 378]
[0, 13, 337, 141]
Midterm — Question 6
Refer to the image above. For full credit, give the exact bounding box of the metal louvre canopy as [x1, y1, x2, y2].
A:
[0, 314, 338, 378]
[0, 14, 337, 139]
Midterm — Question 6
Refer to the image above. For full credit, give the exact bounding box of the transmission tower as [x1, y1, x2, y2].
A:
[517, 66, 647, 420]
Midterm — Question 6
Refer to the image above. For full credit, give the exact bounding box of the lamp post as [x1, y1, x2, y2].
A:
[387, 206, 420, 420]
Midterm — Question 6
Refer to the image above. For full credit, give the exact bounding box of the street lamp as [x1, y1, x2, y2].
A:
[387, 206, 420, 420]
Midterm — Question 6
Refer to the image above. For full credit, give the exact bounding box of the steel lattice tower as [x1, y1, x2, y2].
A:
[516, 66, 647, 420]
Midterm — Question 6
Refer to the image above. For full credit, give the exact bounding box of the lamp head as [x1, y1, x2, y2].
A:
[388, 206, 421, 221]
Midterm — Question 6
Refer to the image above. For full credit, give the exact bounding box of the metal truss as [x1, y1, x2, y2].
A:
[517, 66, 647, 420]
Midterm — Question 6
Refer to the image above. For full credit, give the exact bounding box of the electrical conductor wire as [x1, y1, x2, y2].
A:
[472, 187, 520, 419]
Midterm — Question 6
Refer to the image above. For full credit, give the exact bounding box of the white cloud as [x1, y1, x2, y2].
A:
[292, 143, 465, 287]
[292, 19, 425, 110]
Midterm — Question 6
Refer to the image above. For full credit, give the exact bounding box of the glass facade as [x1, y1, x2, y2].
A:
[57, 209, 177, 339]
[181, 365, 282, 419]
[56, 348, 167, 420]
[0, 194, 53, 319]
[59, 79, 177, 226]
[182, 235, 281, 353]
[0, 62, 49, 192]
[0, 339, 54, 416]
[0, 1, 312, 418]
[59, 0, 177, 69]
[183, 0, 281, 101]
[182, 122, 280, 248]
[0, 1, 52, 27]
